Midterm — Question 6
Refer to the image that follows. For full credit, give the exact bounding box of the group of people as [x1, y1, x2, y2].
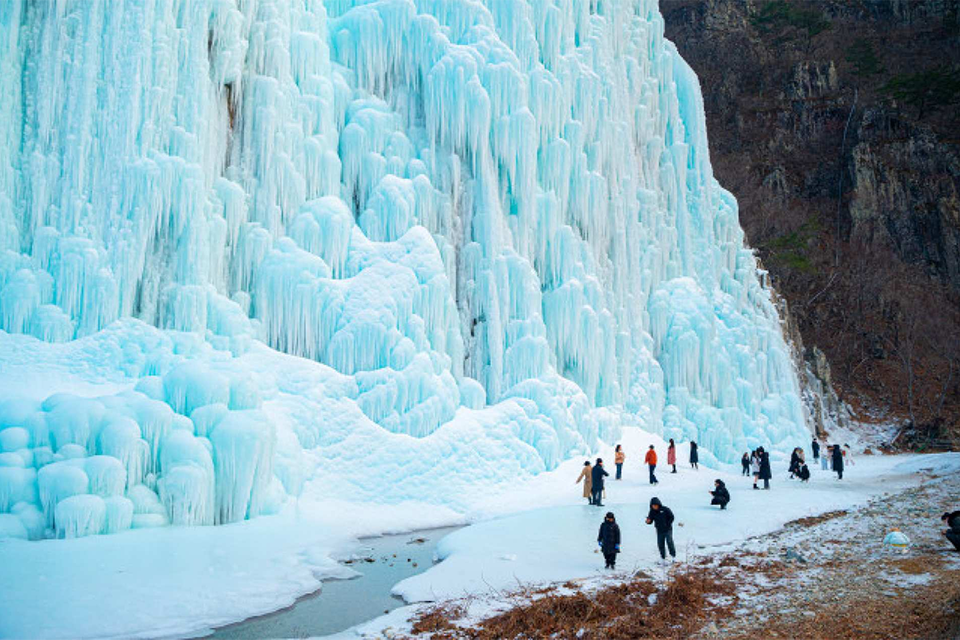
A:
[814, 440, 853, 480]
[578, 440, 701, 506]
[598, 497, 678, 569]
[589, 438, 959, 571]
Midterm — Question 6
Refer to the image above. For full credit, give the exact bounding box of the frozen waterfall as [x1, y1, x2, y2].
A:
[0, 0, 808, 539]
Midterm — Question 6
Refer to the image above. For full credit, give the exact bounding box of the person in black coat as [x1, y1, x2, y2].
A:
[645, 497, 676, 560]
[591, 458, 608, 506]
[789, 448, 800, 478]
[758, 449, 772, 489]
[941, 510, 960, 553]
[598, 512, 621, 568]
[689, 441, 699, 470]
[811, 439, 820, 461]
[832, 443, 844, 480]
[741, 452, 750, 476]
[710, 479, 730, 509]
[797, 461, 811, 482]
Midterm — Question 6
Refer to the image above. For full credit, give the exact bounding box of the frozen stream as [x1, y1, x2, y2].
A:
[205, 527, 458, 639]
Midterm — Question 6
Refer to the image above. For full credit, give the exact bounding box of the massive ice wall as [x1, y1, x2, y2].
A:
[0, 0, 808, 538]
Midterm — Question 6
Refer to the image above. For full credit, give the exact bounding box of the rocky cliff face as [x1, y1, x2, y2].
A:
[663, 0, 960, 444]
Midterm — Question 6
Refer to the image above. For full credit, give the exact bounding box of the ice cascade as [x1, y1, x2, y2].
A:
[0, 0, 808, 538]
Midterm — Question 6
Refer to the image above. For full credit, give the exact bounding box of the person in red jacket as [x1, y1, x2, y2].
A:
[644, 445, 659, 485]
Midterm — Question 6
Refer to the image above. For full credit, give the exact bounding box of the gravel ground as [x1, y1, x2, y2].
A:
[693, 467, 960, 640]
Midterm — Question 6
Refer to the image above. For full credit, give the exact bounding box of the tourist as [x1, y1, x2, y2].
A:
[689, 441, 699, 470]
[821, 442, 831, 471]
[741, 452, 751, 476]
[759, 448, 772, 490]
[597, 511, 621, 569]
[615, 444, 625, 480]
[710, 479, 730, 509]
[789, 447, 801, 478]
[644, 445, 659, 485]
[645, 497, 676, 562]
[832, 443, 844, 480]
[942, 510, 960, 553]
[591, 458, 608, 506]
[797, 460, 810, 482]
[811, 438, 820, 461]
[751, 449, 761, 489]
[843, 444, 855, 466]
[667, 438, 677, 473]
[576, 460, 593, 504]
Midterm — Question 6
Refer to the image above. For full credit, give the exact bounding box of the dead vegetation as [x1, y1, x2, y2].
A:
[406, 567, 735, 639]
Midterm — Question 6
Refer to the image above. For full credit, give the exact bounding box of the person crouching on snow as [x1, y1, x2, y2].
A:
[576, 460, 593, 504]
[797, 460, 811, 482]
[710, 479, 730, 509]
[598, 512, 621, 569]
[645, 497, 676, 562]
[942, 510, 960, 553]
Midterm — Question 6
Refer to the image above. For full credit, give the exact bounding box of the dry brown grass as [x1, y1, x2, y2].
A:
[785, 509, 847, 528]
[407, 566, 736, 640]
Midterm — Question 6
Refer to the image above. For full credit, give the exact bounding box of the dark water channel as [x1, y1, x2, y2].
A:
[206, 526, 457, 639]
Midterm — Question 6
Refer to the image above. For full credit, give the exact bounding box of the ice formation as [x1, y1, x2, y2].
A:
[0, 0, 809, 539]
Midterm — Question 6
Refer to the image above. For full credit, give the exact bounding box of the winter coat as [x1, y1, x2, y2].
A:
[615, 450, 625, 464]
[667, 445, 677, 466]
[750, 455, 760, 475]
[591, 463, 609, 490]
[598, 520, 621, 554]
[812, 440, 820, 458]
[646, 498, 675, 532]
[789, 450, 800, 474]
[645, 449, 658, 466]
[832, 445, 844, 473]
[758, 452, 772, 480]
[576, 465, 593, 498]
[689, 442, 699, 464]
[797, 464, 810, 481]
[944, 511, 960, 532]
[843, 448, 854, 465]
[711, 482, 730, 504]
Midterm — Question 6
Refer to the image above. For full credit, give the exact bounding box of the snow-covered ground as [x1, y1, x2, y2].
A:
[2, 423, 955, 640]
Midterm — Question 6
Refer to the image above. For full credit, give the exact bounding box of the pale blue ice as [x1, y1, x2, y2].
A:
[0, 0, 808, 540]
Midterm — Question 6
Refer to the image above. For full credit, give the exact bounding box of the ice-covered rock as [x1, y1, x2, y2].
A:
[0, 0, 810, 538]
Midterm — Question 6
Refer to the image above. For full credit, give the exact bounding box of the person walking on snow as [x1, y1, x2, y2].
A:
[646, 497, 676, 561]
[832, 443, 844, 480]
[689, 441, 699, 469]
[942, 510, 960, 553]
[667, 439, 677, 473]
[741, 452, 751, 476]
[615, 444, 625, 480]
[576, 461, 593, 504]
[710, 479, 730, 509]
[821, 442, 831, 471]
[811, 438, 820, 461]
[598, 511, 621, 569]
[758, 448, 772, 490]
[591, 458, 608, 506]
[645, 445, 659, 485]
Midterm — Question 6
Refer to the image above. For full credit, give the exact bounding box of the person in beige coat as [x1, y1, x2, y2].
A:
[576, 461, 593, 504]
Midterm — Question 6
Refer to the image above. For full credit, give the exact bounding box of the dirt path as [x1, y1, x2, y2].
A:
[694, 469, 960, 639]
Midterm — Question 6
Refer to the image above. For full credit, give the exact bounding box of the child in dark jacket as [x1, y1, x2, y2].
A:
[598, 512, 621, 569]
